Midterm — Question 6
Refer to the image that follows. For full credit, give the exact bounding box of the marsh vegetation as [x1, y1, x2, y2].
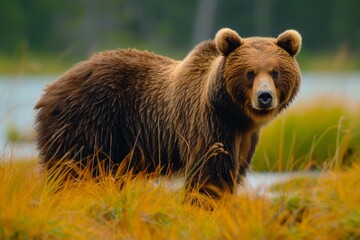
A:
[1, 157, 359, 239]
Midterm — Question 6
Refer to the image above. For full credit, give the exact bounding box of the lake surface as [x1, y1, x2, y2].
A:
[0, 72, 360, 160]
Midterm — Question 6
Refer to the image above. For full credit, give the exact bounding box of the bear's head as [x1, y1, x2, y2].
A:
[213, 28, 301, 126]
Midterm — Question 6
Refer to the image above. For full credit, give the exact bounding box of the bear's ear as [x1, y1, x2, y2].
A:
[276, 30, 302, 56]
[215, 28, 242, 56]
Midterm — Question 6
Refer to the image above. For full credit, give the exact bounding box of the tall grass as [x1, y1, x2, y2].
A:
[253, 101, 360, 171]
[1, 158, 360, 239]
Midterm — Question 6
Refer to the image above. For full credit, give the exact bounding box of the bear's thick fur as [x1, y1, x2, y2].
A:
[35, 28, 301, 198]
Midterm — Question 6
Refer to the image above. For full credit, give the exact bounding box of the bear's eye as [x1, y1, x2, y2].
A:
[246, 70, 256, 80]
[271, 70, 279, 79]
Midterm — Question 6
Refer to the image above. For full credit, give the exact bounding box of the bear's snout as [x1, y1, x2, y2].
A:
[251, 75, 278, 111]
[257, 91, 273, 109]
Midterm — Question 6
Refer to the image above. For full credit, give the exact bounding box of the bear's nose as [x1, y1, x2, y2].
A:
[257, 91, 273, 109]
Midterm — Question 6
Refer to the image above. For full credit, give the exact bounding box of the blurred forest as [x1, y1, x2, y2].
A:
[1, 0, 360, 71]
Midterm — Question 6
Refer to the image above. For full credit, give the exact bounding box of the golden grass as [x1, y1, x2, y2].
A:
[1, 158, 359, 239]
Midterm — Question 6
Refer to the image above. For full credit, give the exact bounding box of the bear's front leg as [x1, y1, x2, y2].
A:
[184, 150, 239, 199]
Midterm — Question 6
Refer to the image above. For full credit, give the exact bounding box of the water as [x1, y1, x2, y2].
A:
[0, 75, 56, 159]
[299, 72, 360, 108]
[161, 171, 320, 194]
[0, 73, 360, 159]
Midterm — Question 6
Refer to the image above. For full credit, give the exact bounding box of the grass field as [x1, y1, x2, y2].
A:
[1, 156, 360, 239]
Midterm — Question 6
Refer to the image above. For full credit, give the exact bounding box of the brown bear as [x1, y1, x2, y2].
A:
[35, 28, 301, 198]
